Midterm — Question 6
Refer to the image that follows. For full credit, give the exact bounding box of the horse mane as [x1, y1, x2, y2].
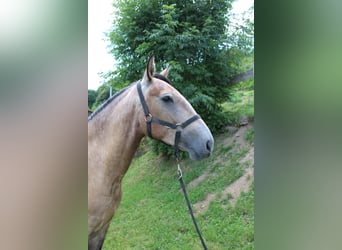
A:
[88, 82, 136, 122]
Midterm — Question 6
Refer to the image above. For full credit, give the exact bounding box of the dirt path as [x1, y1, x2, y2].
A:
[220, 147, 254, 208]
[193, 124, 254, 214]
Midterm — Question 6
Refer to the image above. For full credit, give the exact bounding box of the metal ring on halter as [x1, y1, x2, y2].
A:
[145, 114, 153, 122]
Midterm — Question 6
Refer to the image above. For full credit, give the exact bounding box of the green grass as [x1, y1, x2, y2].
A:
[244, 127, 254, 144]
[102, 81, 254, 249]
[103, 136, 254, 249]
[222, 79, 254, 126]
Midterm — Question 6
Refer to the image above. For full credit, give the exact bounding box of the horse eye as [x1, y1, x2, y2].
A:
[161, 95, 174, 103]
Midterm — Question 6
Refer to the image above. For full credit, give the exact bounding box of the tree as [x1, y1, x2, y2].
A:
[225, 4, 254, 76]
[91, 85, 110, 110]
[108, 0, 235, 132]
[88, 89, 97, 109]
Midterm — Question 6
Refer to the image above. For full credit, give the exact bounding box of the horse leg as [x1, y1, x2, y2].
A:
[88, 180, 123, 249]
[88, 223, 110, 250]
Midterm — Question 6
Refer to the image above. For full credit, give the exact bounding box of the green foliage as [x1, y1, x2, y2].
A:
[88, 89, 97, 108]
[222, 79, 254, 126]
[90, 85, 116, 110]
[149, 139, 187, 160]
[225, 4, 254, 73]
[149, 139, 174, 159]
[237, 78, 254, 91]
[244, 127, 254, 144]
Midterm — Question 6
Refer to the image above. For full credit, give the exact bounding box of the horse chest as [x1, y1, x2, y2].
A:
[110, 177, 122, 203]
[91, 180, 122, 229]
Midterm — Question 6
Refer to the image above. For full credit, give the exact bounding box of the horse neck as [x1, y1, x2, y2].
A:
[88, 86, 144, 181]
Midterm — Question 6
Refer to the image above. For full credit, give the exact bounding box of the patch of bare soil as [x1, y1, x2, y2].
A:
[193, 193, 217, 214]
[220, 147, 254, 208]
[224, 124, 251, 150]
[187, 173, 210, 189]
[193, 124, 254, 214]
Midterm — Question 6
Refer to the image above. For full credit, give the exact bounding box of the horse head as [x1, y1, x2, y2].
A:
[138, 55, 214, 161]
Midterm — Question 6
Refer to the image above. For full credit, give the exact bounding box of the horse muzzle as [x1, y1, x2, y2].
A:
[180, 127, 214, 161]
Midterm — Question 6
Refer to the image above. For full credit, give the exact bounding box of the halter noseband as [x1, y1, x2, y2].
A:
[137, 81, 200, 156]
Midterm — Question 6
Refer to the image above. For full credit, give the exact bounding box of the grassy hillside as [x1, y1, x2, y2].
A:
[103, 80, 254, 249]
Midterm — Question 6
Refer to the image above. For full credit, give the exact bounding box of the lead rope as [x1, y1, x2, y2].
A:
[174, 131, 208, 250]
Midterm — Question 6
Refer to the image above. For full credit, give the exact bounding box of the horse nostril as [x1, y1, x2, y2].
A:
[206, 140, 213, 152]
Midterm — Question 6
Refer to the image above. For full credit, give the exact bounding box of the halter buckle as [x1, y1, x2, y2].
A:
[145, 114, 153, 123]
[176, 123, 182, 131]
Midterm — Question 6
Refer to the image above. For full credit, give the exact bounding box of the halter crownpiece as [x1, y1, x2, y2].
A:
[136, 81, 200, 154]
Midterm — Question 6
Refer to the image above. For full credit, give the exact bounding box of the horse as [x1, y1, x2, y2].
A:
[88, 55, 214, 250]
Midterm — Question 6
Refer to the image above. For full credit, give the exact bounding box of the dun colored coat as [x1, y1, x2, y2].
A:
[88, 56, 214, 249]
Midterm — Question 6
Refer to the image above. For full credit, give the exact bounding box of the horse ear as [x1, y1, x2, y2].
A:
[160, 65, 171, 78]
[143, 55, 155, 82]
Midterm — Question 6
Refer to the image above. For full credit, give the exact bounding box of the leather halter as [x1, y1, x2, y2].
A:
[137, 81, 200, 156]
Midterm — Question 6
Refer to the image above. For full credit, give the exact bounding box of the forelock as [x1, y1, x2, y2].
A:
[153, 73, 172, 85]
